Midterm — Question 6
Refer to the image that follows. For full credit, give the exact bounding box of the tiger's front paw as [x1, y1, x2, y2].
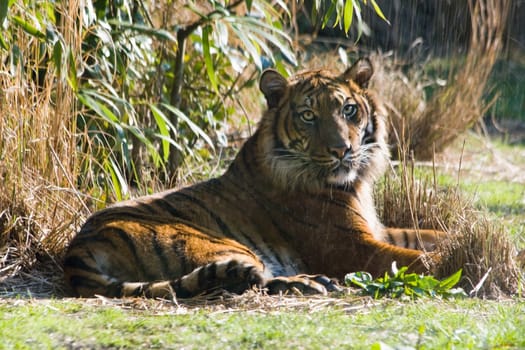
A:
[265, 274, 341, 296]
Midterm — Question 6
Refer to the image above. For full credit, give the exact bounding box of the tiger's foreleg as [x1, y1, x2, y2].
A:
[265, 274, 342, 295]
[121, 268, 341, 298]
[119, 259, 266, 298]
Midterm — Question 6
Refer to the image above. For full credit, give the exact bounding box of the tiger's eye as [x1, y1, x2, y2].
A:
[342, 103, 358, 120]
[300, 110, 316, 124]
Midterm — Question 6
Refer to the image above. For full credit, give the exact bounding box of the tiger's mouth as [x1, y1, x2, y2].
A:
[325, 160, 358, 186]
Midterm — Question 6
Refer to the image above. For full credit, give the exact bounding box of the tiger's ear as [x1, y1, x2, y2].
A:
[259, 69, 288, 108]
[342, 57, 373, 88]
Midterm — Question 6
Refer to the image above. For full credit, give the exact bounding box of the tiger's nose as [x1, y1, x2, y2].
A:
[329, 145, 352, 159]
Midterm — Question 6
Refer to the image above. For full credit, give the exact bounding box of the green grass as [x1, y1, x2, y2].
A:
[434, 172, 525, 217]
[1, 298, 524, 349]
[460, 181, 525, 216]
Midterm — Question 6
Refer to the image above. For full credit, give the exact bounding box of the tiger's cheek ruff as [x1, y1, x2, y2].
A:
[262, 87, 388, 191]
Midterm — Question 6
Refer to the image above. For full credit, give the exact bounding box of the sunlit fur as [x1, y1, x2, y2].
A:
[64, 58, 444, 299]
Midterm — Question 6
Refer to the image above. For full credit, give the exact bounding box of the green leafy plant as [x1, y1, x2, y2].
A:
[0, 0, 390, 202]
[309, 0, 389, 39]
[345, 263, 467, 299]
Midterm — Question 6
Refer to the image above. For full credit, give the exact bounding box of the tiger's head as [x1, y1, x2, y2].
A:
[257, 58, 389, 193]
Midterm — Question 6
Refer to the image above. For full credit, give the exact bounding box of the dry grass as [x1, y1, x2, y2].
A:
[0, 1, 88, 295]
[78, 289, 376, 314]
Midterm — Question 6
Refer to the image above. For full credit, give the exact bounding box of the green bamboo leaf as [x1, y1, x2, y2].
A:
[84, 91, 123, 121]
[154, 134, 184, 152]
[202, 25, 218, 94]
[107, 20, 177, 42]
[314, 0, 322, 12]
[245, 0, 253, 12]
[253, 0, 288, 23]
[126, 124, 163, 167]
[149, 104, 178, 132]
[353, 1, 363, 42]
[52, 40, 63, 78]
[274, 60, 289, 78]
[162, 104, 214, 150]
[232, 17, 296, 66]
[107, 157, 128, 201]
[321, 1, 337, 29]
[0, 0, 8, 27]
[241, 25, 289, 65]
[230, 24, 261, 68]
[237, 12, 292, 39]
[310, 2, 318, 27]
[0, 35, 9, 50]
[42, 1, 56, 24]
[149, 104, 172, 162]
[272, 0, 289, 16]
[343, 0, 354, 34]
[77, 92, 119, 124]
[106, 163, 122, 202]
[370, 0, 390, 24]
[332, 0, 344, 29]
[67, 50, 78, 92]
[11, 15, 46, 39]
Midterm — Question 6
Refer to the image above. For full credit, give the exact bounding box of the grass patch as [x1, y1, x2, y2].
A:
[1, 298, 524, 349]
[460, 181, 525, 217]
[432, 171, 525, 218]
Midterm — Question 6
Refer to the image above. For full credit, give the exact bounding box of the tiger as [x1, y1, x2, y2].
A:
[64, 57, 444, 298]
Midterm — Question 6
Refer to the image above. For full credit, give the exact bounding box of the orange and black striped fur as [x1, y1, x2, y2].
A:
[64, 58, 443, 298]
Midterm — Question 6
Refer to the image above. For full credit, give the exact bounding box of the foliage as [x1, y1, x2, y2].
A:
[345, 263, 467, 299]
[0, 0, 388, 202]
[310, 0, 389, 38]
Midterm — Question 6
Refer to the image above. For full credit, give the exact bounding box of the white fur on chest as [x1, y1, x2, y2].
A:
[355, 182, 385, 241]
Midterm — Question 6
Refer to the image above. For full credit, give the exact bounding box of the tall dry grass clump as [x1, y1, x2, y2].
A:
[0, 1, 87, 296]
[378, 151, 522, 298]
[373, 0, 510, 159]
